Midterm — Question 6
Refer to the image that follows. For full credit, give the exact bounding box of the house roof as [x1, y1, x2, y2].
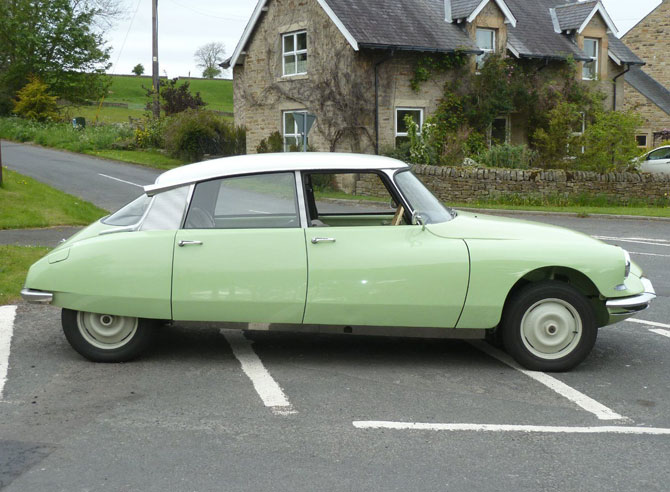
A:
[224, 0, 640, 68]
[322, 0, 479, 53]
[505, 0, 591, 61]
[625, 67, 670, 116]
[607, 35, 644, 66]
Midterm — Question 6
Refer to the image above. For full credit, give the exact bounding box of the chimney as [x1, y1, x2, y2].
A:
[444, 0, 452, 22]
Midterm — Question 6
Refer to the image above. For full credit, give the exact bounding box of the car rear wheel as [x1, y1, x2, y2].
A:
[501, 281, 597, 372]
[61, 308, 154, 362]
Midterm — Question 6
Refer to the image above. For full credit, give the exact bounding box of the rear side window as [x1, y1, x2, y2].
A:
[140, 186, 189, 231]
[184, 172, 299, 229]
[102, 195, 151, 226]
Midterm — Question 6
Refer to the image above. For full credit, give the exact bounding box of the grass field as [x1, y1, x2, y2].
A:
[0, 168, 108, 229]
[0, 245, 51, 305]
[84, 149, 186, 169]
[64, 75, 233, 124]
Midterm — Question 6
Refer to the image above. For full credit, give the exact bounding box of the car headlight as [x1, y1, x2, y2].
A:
[622, 249, 631, 279]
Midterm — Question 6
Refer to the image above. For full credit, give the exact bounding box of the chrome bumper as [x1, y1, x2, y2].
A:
[20, 288, 54, 304]
[606, 277, 655, 317]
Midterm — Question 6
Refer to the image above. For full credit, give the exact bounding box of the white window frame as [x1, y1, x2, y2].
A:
[582, 38, 599, 80]
[283, 110, 307, 152]
[395, 107, 424, 138]
[476, 28, 496, 69]
[282, 31, 307, 77]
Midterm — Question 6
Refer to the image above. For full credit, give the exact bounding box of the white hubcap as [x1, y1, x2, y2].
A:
[77, 312, 138, 350]
[520, 298, 582, 360]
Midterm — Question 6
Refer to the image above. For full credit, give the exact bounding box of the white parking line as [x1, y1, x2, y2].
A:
[221, 329, 296, 416]
[98, 173, 143, 188]
[626, 318, 670, 329]
[629, 251, 670, 258]
[649, 329, 670, 339]
[353, 421, 670, 435]
[594, 236, 670, 247]
[0, 305, 17, 401]
[470, 341, 625, 421]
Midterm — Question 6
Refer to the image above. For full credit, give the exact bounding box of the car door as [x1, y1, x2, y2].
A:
[641, 147, 670, 173]
[301, 171, 469, 328]
[171, 172, 307, 323]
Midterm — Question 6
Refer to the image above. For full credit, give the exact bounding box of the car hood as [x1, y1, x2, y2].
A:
[427, 210, 602, 244]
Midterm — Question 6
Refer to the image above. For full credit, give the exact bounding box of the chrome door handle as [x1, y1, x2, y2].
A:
[311, 237, 336, 244]
[178, 240, 203, 247]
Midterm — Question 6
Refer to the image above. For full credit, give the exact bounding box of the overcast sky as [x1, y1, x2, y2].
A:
[103, 0, 662, 78]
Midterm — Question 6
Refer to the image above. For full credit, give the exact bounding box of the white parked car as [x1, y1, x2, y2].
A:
[638, 146, 670, 173]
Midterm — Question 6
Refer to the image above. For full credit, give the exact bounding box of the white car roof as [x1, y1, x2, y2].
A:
[145, 152, 409, 195]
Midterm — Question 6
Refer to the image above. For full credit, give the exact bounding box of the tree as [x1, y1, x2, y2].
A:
[145, 78, 206, 116]
[13, 76, 59, 121]
[194, 42, 226, 79]
[0, 0, 119, 114]
[132, 64, 145, 76]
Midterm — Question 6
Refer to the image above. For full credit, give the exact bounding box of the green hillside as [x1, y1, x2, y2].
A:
[104, 75, 233, 113]
[69, 75, 233, 124]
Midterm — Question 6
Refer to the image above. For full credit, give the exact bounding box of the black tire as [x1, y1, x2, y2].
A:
[61, 308, 155, 362]
[501, 281, 597, 372]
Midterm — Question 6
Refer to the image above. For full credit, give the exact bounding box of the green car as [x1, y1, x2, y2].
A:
[21, 153, 655, 371]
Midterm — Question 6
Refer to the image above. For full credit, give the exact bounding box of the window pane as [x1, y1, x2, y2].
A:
[102, 194, 151, 226]
[284, 55, 296, 75]
[283, 34, 294, 54]
[491, 118, 507, 144]
[284, 112, 296, 133]
[310, 173, 396, 216]
[582, 60, 596, 79]
[584, 39, 597, 57]
[284, 136, 300, 152]
[396, 109, 421, 134]
[185, 173, 298, 229]
[476, 29, 494, 50]
[297, 52, 307, 73]
[141, 186, 189, 231]
[297, 32, 307, 51]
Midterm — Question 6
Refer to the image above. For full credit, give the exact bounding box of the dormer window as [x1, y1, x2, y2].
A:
[476, 28, 496, 69]
[582, 38, 599, 80]
[282, 31, 307, 76]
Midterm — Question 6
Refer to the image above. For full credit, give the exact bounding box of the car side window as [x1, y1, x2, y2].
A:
[184, 172, 299, 229]
[648, 148, 670, 160]
[140, 186, 189, 231]
[304, 172, 403, 227]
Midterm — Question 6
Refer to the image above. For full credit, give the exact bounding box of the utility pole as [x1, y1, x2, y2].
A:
[0, 139, 3, 187]
[152, 0, 160, 119]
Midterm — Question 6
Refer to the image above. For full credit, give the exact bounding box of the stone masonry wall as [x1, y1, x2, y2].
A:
[354, 166, 670, 204]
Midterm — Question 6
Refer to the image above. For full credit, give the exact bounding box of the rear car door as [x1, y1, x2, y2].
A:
[171, 172, 307, 323]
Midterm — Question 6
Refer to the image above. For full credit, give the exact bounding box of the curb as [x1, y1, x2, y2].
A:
[457, 207, 670, 222]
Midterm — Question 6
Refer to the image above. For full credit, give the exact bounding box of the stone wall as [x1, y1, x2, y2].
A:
[353, 166, 670, 204]
[410, 165, 670, 204]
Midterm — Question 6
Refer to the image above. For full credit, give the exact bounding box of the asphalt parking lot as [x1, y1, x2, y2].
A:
[1, 213, 669, 491]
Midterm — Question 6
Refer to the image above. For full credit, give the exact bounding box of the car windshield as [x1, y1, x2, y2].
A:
[394, 170, 454, 224]
[101, 194, 152, 226]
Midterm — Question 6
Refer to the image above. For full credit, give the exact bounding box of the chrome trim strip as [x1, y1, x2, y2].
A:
[294, 171, 308, 229]
[606, 277, 656, 310]
[20, 289, 53, 304]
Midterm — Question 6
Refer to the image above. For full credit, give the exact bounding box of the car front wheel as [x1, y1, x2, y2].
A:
[61, 308, 154, 362]
[501, 281, 597, 372]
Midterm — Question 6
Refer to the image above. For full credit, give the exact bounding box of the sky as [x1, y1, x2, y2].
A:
[103, 0, 662, 78]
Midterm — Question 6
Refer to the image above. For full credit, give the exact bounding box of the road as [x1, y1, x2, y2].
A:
[1, 143, 670, 491]
[2, 142, 159, 211]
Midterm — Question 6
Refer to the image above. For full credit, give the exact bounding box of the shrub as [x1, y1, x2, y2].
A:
[146, 78, 206, 116]
[256, 131, 283, 153]
[163, 110, 245, 161]
[576, 110, 643, 173]
[13, 76, 59, 122]
[134, 117, 166, 149]
[477, 144, 537, 169]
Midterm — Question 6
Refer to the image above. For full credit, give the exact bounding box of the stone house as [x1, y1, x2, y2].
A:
[622, 0, 670, 149]
[224, 0, 642, 155]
